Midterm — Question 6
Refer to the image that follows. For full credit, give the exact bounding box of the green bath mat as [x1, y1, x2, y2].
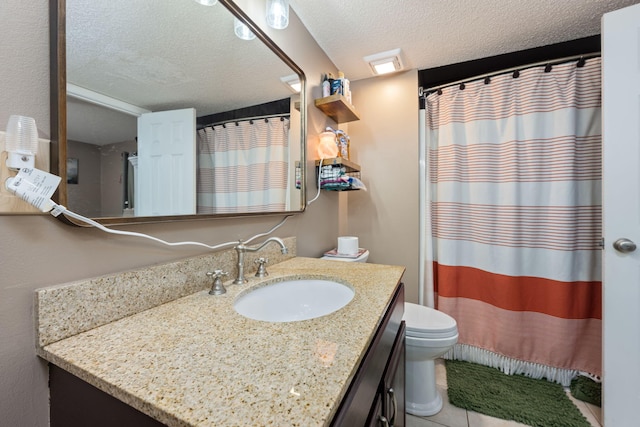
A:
[570, 375, 601, 407]
[445, 360, 590, 427]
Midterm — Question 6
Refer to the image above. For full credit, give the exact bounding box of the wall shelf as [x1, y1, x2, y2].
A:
[316, 157, 362, 191]
[314, 94, 360, 123]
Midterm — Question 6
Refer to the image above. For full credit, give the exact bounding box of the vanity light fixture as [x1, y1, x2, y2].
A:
[4, 115, 39, 170]
[234, 17, 256, 40]
[280, 74, 301, 93]
[193, 0, 218, 5]
[266, 0, 289, 30]
[67, 83, 151, 117]
[363, 48, 404, 75]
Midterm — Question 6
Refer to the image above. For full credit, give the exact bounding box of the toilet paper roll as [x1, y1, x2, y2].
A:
[338, 236, 359, 255]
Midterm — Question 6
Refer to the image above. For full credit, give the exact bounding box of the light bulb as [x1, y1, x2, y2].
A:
[266, 0, 289, 30]
[234, 17, 256, 40]
[193, 0, 217, 5]
[5, 115, 38, 170]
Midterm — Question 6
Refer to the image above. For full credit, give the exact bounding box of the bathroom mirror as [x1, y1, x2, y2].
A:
[50, 0, 306, 225]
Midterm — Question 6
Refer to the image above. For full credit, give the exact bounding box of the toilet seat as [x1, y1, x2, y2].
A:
[403, 302, 458, 339]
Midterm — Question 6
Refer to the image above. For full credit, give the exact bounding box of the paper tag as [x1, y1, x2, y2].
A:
[6, 167, 61, 212]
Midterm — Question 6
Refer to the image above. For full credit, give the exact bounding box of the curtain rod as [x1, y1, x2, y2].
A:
[420, 52, 601, 96]
[199, 113, 290, 129]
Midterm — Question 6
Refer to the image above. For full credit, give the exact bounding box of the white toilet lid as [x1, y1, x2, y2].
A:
[403, 302, 458, 339]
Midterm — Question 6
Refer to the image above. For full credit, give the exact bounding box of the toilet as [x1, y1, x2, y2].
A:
[404, 302, 458, 416]
[320, 247, 458, 417]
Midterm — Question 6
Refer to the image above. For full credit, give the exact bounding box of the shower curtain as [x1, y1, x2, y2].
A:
[424, 58, 602, 384]
[197, 117, 289, 214]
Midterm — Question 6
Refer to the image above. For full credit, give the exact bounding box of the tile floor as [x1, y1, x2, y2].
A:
[406, 359, 602, 427]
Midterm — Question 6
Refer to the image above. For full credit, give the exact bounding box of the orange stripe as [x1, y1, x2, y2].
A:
[433, 262, 601, 319]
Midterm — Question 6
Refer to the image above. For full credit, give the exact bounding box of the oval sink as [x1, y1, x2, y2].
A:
[234, 278, 355, 322]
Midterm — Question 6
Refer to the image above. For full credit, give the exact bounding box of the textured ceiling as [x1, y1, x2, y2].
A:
[66, 0, 640, 146]
[290, 0, 640, 81]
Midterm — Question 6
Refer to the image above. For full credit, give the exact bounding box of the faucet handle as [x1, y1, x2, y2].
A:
[206, 270, 228, 295]
[254, 257, 269, 277]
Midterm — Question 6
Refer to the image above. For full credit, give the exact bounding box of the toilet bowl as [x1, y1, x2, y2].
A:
[404, 302, 458, 416]
[319, 247, 457, 416]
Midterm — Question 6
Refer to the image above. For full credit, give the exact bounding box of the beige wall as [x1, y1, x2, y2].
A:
[66, 139, 102, 217]
[99, 140, 138, 217]
[0, 2, 422, 425]
[348, 71, 421, 303]
[0, 2, 346, 425]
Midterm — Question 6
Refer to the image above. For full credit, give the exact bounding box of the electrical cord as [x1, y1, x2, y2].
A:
[6, 166, 293, 251]
[307, 157, 324, 205]
[49, 202, 291, 251]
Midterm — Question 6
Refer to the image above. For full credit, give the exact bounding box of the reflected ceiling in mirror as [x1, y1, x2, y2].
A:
[53, 0, 306, 224]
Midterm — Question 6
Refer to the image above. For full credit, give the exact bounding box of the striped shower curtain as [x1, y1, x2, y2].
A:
[425, 58, 602, 384]
[197, 117, 289, 214]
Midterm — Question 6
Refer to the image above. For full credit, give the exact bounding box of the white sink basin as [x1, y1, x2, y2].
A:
[234, 278, 355, 322]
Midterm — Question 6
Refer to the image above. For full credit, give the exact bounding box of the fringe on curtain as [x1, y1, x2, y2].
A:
[443, 343, 600, 387]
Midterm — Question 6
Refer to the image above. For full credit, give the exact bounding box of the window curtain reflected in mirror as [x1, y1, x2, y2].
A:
[197, 117, 290, 214]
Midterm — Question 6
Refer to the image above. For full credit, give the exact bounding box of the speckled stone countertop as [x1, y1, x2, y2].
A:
[37, 257, 405, 427]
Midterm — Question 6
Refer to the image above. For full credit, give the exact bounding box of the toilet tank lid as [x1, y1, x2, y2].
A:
[320, 249, 369, 262]
[403, 302, 457, 334]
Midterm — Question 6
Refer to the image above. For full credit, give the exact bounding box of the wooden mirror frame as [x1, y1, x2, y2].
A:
[49, 0, 307, 225]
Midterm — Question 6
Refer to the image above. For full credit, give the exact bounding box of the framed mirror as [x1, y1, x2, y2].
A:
[50, 0, 306, 225]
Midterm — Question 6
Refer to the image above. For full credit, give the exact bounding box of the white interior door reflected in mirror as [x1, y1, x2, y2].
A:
[136, 108, 196, 216]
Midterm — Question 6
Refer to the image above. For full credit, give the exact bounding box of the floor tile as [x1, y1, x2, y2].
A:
[407, 414, 451, 427]
[416, 384, 469, 427]
[435, 358, 447, 387]
[467, 411, 530, 427]
[584, 402, 602, 426]
[565, 390, 602, 426]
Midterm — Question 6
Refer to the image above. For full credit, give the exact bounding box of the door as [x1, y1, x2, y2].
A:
[602, 4, 640, 425]
[136, 108, 196, 216]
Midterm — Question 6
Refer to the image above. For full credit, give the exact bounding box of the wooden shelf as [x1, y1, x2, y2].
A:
[315, 157, 360, 172]
[314, 94, 360, 123]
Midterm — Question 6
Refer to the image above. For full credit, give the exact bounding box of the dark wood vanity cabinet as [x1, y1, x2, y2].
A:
[331, 282, 405, 427]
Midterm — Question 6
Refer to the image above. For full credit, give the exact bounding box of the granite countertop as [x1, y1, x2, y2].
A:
[37, 257, 405, 427]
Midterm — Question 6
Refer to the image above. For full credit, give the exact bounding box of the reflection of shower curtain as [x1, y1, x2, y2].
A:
[197, 117, 289, 214]
[425, 58, 602, 384]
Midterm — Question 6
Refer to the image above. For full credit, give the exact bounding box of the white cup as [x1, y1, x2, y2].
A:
[338, 236, 359, 255]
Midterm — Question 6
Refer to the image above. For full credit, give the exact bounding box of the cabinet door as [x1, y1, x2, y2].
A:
[330, 283, 404, 426]
[383, 321, 406, 427]
[365, 394, 385, 427]
[49, 365, 166, 427]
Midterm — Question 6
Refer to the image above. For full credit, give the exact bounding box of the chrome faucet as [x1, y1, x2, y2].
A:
[233, 237, 288, 285]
